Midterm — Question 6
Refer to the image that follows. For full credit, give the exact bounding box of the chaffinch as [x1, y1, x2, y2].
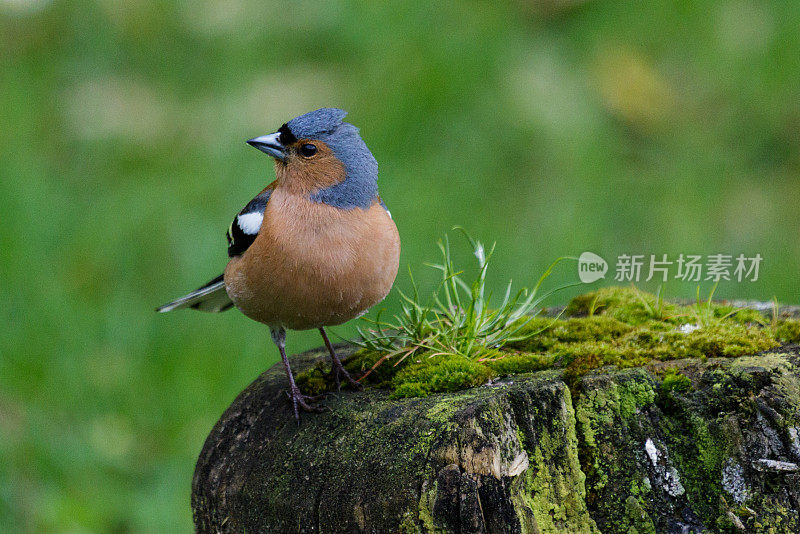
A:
[158, 108, 400, 420]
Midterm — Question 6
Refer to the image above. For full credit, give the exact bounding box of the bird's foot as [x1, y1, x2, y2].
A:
[326, 360, 364, 392]
[286, 385, 324, 421]
[318, 327, 364, 392]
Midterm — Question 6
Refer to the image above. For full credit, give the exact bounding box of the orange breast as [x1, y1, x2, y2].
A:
[224, 188, 400, 331]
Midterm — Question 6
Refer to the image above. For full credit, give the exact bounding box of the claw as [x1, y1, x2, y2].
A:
[325, 363, 364, 392]
[319, 327, 364, 392]
[286, 385, 324, 422]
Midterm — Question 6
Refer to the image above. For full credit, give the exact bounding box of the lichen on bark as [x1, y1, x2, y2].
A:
[574, 351, 800, 533]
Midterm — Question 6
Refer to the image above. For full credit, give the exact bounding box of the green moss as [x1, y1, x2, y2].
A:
[296, 347, 395, 394]
[773, 319, 800, 343]
[344, 348, 398, 386]
[398, 512, 423, 534]
[484, 352, 556, 375]
[517, 384, 599, 533]
[573, 370, 658, 528]
[572, 350, 800, 532]
[617, 374, 657, 419]
[732, 352, 800, 411]
[294, 361, 331, 396]
[392, 382, 430, 398]
[508, 316, 634, 352]
[561, 342, 628, 387]
[298, 287, 793, 398]
[660, 369, 691, 393]
[670, 324, 778, 359]
[565, 286, 684, 325]
[623, 496, 656, 534]
[725, 307, 768, 325]
[390, 354, 495, 398]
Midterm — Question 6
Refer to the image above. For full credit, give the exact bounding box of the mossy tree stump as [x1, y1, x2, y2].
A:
[192, 341, 800, 533]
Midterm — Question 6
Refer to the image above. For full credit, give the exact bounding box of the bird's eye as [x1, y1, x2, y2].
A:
[299, 143, 318, 157]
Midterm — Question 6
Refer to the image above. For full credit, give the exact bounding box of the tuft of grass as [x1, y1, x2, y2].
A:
[687, 283, 735, 328]
[354, 230, 569, 373]
[586, 293, 604, 317]
[633, 284, 669, 321]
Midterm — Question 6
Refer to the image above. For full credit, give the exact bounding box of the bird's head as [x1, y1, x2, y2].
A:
[247, 108, 379, 210]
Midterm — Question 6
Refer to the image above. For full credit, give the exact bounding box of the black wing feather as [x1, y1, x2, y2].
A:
[226, 187, 272, 257]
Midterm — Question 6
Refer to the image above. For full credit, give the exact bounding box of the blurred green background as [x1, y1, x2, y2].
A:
[2, 0, 799, 531]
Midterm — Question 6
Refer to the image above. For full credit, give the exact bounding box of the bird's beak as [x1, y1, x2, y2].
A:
[246, 132, 286, 161]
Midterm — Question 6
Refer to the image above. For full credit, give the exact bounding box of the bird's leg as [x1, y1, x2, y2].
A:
[271, 327, 323, 421]
[319, 327, 363, 391]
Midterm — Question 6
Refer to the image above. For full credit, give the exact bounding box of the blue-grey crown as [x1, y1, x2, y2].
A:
[286, 108, 348, 139]
[286, 108, 379, 210]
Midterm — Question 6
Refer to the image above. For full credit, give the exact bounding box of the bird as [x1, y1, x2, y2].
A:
[157, 108, 400, 420]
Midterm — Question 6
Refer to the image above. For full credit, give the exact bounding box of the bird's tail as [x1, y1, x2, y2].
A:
[156, 274, 234, 313]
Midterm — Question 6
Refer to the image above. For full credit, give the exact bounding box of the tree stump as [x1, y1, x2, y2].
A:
[192, 343, 800, 533]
